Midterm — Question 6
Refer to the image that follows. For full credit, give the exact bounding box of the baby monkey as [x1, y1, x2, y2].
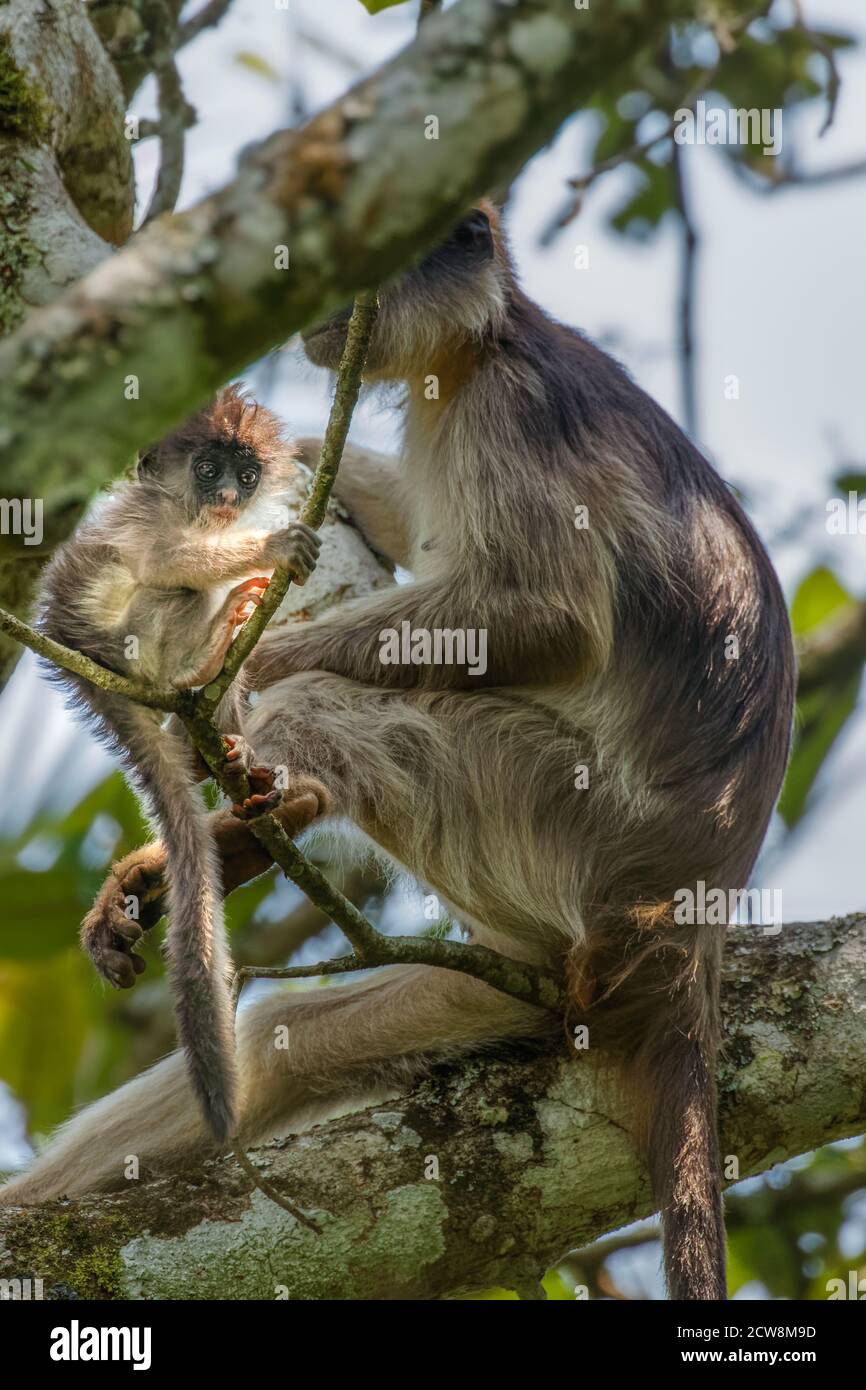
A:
[37, 386, 322, 1142]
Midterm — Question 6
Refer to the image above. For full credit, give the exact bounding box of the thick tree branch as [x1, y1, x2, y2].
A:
[1, 914, 862, 1299]
[0, 0, 134, 682]
[0, 0, 133, 330]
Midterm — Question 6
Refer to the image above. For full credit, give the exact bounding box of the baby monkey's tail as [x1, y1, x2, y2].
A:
[96, 695, 238, 1142]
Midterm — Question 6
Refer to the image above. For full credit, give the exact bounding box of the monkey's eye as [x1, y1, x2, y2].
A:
[238, 468, 260, 488]
[194, 459, 218, 481]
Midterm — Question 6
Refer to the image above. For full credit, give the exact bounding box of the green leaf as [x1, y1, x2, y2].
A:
[777, 566, 864, 826]
[234, 51, 281, 82]
[224, 873, 280, 936]
[592, 105, 636, 165]
[780, 670, 860, 828]
[358, 0, 410, 12]
[609, 159, 674, 240]
[0, 771, 149, 960]
[789, 565, 854, 638]
[832, 472, 866, 497]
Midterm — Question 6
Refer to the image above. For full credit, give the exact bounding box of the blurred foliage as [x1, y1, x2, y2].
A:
[553, 1140, 866, 1301]
[780, 565, 862, 827]
[572, 21, 855, 242]
[0, 769, 281, 1146]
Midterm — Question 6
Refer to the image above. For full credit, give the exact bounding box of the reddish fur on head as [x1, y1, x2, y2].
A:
[139, 384, 297, 475]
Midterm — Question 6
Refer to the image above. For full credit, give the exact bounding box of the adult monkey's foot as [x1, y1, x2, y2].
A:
[81, 784, 332, 988]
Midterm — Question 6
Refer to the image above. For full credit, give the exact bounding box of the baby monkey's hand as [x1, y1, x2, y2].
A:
[266, 522, 321, 585]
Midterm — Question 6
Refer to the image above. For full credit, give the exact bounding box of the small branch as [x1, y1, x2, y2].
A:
[233, 935, 565, 1013]
[793, 0, 841, 138]
[231, 1145, 321, 1232]
[731, 154, 866, 192]
[0, 605, 181, 711]
[539, 62, 718, 245]
[671, 140, 698, 438]
[143, 55, 188, 222]
[136, 118, 162, 142]
[178, 0, 234, 48]
[142, 1, 194, 225]
[195, 288, 380, 716]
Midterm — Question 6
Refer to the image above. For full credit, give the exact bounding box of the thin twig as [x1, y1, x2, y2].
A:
[730, 154, 866, 192]
[0, 605, 181, 711]
[671, 140, 698, 439]
[793, 0, 841, 138]
[232, 935, 565, 1012]
[195, 289, 380, 717]
[231, 1145, 321, 1232]
[539, 63, 718, 245]
[178, 0, 234, 48]
[143, 53, 190, 223]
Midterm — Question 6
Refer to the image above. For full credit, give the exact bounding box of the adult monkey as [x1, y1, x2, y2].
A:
[1, 205, 795, 1301]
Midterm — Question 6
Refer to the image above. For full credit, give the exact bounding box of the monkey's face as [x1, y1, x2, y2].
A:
[302, 206, 506, 381]
[187, 445, 262, 523]
[136, 443, 263, 524]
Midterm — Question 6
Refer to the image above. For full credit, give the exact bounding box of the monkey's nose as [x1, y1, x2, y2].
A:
[216, 488, 239, 506]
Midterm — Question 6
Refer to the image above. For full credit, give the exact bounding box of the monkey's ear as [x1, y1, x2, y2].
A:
[136, 445, 159, 478]
[452, 209, 494, 262]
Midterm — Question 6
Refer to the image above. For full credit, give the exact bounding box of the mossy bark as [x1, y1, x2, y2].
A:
[1, 915, 863, 1300]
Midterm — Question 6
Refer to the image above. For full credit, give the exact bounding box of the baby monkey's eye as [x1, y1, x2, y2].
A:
[195, 460, 217, 480]
[238, 468, 260, 488]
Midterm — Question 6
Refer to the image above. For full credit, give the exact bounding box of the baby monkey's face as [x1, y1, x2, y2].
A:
[189, 444, 262, 522]
[302, 206, 499, 381]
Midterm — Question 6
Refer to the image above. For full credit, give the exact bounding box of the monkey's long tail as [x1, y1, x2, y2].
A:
[641, 1021, 727, 1300]
[574, 917, 726, 1299]
[94, 695, 237, 1143]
